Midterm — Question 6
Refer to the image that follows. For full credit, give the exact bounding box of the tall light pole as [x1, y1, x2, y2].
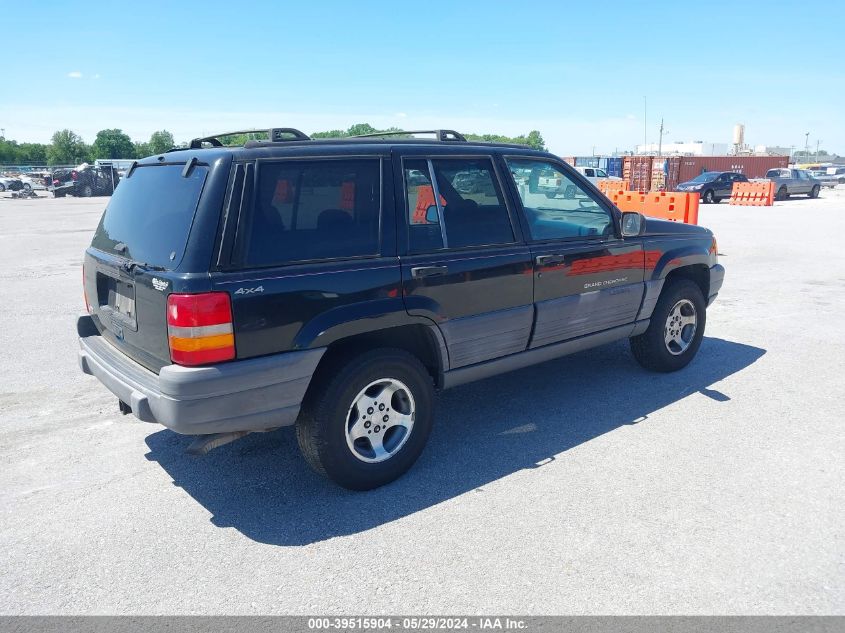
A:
[643, 96, 647, 154]
[816, 139, 822, 164]
[658, 118, 666, 157]
[804, 132, 810, 161]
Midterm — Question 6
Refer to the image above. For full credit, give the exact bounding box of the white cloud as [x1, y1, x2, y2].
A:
[67, 71, 83, 79]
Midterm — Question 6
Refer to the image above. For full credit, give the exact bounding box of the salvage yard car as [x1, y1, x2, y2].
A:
[50, 163, 120, 197]
[77, 128, 725, 490]
[765, 168, 821, 200]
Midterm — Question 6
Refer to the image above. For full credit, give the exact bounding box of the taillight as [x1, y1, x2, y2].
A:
[71, 170, 78, 181]
[167, 293, 235, 366]
[53, 179, 60, 186]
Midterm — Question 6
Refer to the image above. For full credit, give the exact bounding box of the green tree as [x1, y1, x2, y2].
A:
[346, 123, 378, 137]
[92, 129, 134, 159]
[133, 141, 151, 158]
[148, 130, 175, 155]
[311, 129, 349, 139]
[47, 129, 89, 165]
[525, 130, 546, 151]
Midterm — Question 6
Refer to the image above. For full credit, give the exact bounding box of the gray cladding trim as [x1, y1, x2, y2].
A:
[439, 305, 533, 368]
[531, 284, 644, 349]
[635, 279, 665, 321]
[443, 321, 640, 389]
[77, 316, 324, 434]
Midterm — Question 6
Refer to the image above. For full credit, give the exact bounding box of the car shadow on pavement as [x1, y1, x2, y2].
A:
[144, 336, 765, 546]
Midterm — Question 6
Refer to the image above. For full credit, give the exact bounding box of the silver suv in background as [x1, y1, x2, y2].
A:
[765, 168, 821, 200]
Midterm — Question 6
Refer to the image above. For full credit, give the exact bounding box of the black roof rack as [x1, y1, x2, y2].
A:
[351, 129, 467, 142]
[188, 127, 310, 149]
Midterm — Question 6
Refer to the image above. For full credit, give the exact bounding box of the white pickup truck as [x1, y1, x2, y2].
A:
[574, 166, 623, 184]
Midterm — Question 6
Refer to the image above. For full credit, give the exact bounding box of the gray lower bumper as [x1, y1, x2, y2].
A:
[708, 263, 725, 305]
[77, 316, 325, 434]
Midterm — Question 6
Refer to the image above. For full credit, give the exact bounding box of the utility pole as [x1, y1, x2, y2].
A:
[804, 132, 810, 161]
[816, 139, 822, 164]
[643, 96, 647, 154]
[658, 118, 665, 157]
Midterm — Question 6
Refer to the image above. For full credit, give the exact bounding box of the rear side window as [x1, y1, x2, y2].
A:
[403, 157, 514, 252]
[91, 164, 208, 269]
[235, 159, 380, 266]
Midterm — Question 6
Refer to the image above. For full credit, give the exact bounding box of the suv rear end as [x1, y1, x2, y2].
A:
[78, 152, 324, 435]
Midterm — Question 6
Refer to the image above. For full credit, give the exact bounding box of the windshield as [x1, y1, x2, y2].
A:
[90, 164, 208, 268]
[690, 172, 718, 183]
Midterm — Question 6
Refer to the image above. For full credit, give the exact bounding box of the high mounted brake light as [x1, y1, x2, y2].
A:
[167, 293, 235, 366]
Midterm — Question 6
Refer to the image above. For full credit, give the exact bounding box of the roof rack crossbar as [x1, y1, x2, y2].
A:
[351, 129, 467, 142]
[188, 128, 310, 149]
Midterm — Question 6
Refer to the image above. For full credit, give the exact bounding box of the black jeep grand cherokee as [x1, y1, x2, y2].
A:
[78, 128, 724, 490]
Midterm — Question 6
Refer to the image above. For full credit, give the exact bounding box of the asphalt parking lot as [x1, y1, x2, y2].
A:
[1, 190, 842, 615]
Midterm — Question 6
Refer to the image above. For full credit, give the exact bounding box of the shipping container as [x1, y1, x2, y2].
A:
[606, 157, 623, 178]
[624, 156, 653, 192]
[674, 156, 789, 190]
[575, 156, 601, 168]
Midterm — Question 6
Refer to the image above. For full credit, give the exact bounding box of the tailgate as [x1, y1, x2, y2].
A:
[83, 162, 211, 373]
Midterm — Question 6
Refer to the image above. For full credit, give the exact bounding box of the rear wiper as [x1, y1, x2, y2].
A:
[113, 242, 166, 272]
[121, 259, 167, 273]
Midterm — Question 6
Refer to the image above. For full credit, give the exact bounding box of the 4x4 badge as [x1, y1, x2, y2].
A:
[152, 278, 168, 292]
[234, 286, 264, 295]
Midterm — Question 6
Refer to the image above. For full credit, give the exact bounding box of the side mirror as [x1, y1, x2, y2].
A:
[621, 212, 645, 237]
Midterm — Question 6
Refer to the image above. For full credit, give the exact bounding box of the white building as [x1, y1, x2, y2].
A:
[753, 145, 792, 156]
[635, 141, 730, 156]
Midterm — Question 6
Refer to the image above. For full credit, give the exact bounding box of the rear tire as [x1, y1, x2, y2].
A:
[296, 348, 434, 490]
[809, 185, 820, 198]
[22, 183, 31, 192]
[81, 184, 93, 197]
[0, 184, 5, 192]
[777, 186, 788, 201]
[630, 279, 706, 372]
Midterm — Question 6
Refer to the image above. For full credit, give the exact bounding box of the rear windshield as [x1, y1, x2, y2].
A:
[91, 164, 208, 268]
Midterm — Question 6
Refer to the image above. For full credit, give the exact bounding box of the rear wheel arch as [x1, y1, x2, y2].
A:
[307, 323, 447, 395]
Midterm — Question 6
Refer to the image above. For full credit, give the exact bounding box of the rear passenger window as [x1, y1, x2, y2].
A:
[235, 159, 380, 266]
[404, 158, 514, 252]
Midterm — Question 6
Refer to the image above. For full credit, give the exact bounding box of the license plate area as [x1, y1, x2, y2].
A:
[97, 272, 137, 331]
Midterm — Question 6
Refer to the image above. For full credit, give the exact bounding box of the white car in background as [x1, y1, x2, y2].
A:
[574, 166, 623, 184]
[17, 175, 48, 191]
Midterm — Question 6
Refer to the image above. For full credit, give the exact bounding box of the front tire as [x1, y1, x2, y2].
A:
[0, 184, 5, 192]
[296, 348, 434, 490]
[703, 189, 715, 204]
[80, 184, 93, 197]
[809, 185, 820, 198]
[630, 279, 706, 372]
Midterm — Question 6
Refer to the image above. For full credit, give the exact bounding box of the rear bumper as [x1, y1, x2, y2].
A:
[708, 263, 725, 305]
[77, 315, 324, 435]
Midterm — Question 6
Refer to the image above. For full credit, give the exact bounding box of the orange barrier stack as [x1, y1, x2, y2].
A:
[597, 179, 629, 196]
[729, 180, 775, 206]
[412, 185, 447, 224]
[605, 190, 700, 225]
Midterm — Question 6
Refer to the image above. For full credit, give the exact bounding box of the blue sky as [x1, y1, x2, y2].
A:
[1, 0, 843, 156]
